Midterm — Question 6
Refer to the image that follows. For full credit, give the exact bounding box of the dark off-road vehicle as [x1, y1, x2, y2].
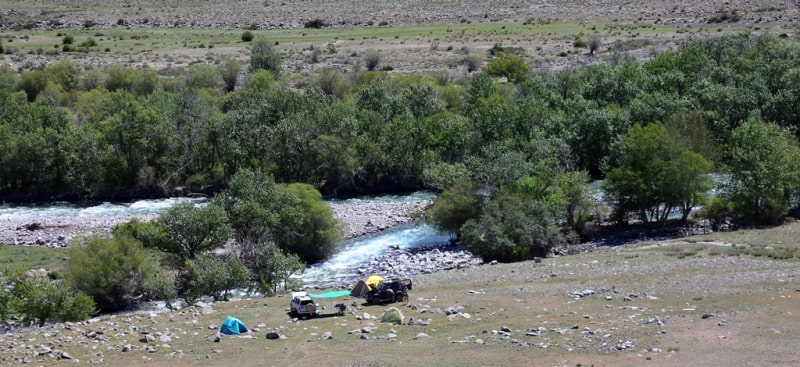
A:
[365, 278, 412, 305]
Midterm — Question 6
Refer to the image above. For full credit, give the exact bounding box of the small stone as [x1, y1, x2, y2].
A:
[208, 334, 221, 342]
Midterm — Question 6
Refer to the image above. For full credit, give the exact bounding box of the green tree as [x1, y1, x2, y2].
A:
[212, 169, 300, 264]
[277, 183, 343, 264]
[482, 52, 530, 83]
[152, 202, 232, 263]
[254, 244, 305, 294]
[426, 179, 481, 237]
[10, 272, 96, 327]
[669, 150, 714, 222]
[184, 63, 223, 90]
[141, 268, 178, 304]
[461, 193, 566, 262]
[65, 235, 147, 312]
[218, 60, 242, 92]
[250, 38, 282, 74]
[724, 119, 800, 225]
[602, 123, 713, 225]
[184, 254, 251, 302]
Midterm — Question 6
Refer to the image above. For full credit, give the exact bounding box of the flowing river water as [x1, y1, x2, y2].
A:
[0, 193, 449, 288]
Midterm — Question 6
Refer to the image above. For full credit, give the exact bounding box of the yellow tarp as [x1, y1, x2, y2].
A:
[365, 275, 385, 291]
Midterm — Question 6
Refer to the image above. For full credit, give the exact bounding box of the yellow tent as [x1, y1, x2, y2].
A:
[365, 275, 385, 290]
[350, 275, 386, 298]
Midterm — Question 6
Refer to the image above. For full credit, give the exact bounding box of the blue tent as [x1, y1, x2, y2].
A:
[219, 316, 248, 335]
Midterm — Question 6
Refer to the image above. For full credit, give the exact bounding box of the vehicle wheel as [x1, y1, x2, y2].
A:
[395, 293, 404, 303]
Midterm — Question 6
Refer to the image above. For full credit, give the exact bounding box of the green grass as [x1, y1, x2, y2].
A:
[0, 244, 69, 274]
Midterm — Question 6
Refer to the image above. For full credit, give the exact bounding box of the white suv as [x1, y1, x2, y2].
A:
[289, 291, 317, 317]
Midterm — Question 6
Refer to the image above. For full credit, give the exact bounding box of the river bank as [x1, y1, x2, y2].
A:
[0, 197, 432, 247]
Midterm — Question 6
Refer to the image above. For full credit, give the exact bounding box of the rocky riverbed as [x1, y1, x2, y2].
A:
[0, 198, 430, 247]
[0, 197, 490, 289]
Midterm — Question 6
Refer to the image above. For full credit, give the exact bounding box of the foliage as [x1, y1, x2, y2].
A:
[241, 30, 254, 42]
[65, 235, 147, 312]
[141, 268, 178, 303]
[602, 123, 713, 225]
[184, 254, 251, 302]
[482, 52, 530, 82]
[723, 119, 800, 225]
[250, 38, 282, 74]
[426, 179, 481, 236]
[151, 202, 232, 264]
[1, 33, 800, 223]
[304, 19, 327, 29]
[364, 49, 381, 71]
[277, 183, 344, 264]
[9, 271, 96, 327]
[218, 59, 242, 92]
[253, 244, 305, 295]
[461, 192, 567, 262]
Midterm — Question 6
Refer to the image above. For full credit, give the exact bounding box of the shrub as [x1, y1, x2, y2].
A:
[184, 254, 251, 302]
[250, 38, 282, 73]
[254, 244, 305, 294]
[573, 37, 587, 48]
[9, 272, 96, 327]
[141, 268, 178, 303]
[588, 35, 601, 55]
[65, 235, 147, 312]
[62, 35, 74, 45]
[482, 51, 530, 82]
[241, 30, 255, 42]
[304, 18, 327, 29]
[363, 49, 380, 71]
[464, 50, 484, 72]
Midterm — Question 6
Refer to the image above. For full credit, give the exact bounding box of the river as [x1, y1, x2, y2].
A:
[0, 193, 449, 288]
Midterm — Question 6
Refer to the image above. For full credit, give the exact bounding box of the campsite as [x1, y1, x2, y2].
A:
[3, 222, 800, 367]
[1, 0, 800, 366]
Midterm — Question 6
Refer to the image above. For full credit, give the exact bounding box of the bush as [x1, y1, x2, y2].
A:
[277, 183, 343, 264]
[363, 49, 380, 71]
[141, 268, 178, 303]
[250, 38, 282, 74]
[461, 194, 568, 262]
[254, 244, 305, 294]
[304, 18, 327, 29]
[184, 254, 251, 302]
[464, 50, 484, 72]
[482, 51, 530, 82]
[62, 35, 74, 45]
[65, 235, 147, 312]
[9, 272, 96, 327]
[573, 38, 587, 48]
[241, 30, 255, 42]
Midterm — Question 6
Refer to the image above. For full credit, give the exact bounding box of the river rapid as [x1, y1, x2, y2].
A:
[0, 193, 450, 287]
